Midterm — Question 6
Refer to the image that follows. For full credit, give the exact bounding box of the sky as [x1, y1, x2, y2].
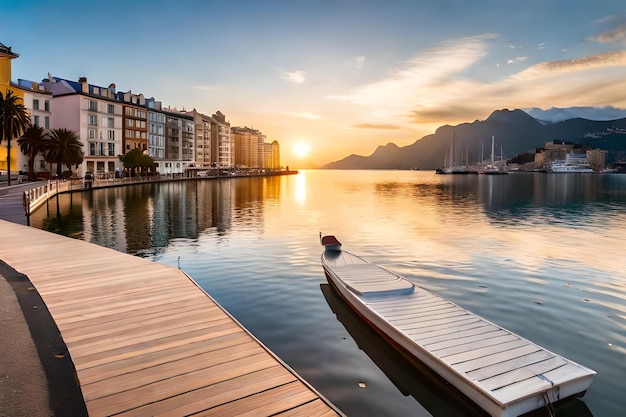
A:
[2, 0, 626, 168]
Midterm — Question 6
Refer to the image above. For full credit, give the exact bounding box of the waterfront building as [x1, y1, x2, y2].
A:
[231, 126, 263, 168]
[16, 79, 52, 176]
[146, 97, 166, 160]
[117, 90, 148, 155]
[271, 140, 280, 169]
[185, 109, 213, 169]
[210, 111, 232, 168]
[587, 148, 607, 171]
[1, 42, 28, 176]
[40, 76, 124, 177]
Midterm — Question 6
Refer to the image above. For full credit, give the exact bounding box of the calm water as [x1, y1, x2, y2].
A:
[31, 171, 626, 417]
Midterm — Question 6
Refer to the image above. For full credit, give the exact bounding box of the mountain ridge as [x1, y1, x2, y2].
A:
[323, 108, 626, 170]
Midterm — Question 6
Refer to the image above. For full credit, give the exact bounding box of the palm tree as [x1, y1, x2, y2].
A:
[0, 90, 31, 186]
[18, 125, 47, 181]
[45, 128, 84, 178]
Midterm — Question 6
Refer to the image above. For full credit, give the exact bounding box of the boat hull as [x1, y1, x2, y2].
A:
[321, 249, 595, 417]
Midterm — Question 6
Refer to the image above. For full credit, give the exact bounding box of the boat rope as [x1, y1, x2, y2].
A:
[542, 392, 556, 417]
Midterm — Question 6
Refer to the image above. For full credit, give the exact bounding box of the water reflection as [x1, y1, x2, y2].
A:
[27, 170, 625, 416]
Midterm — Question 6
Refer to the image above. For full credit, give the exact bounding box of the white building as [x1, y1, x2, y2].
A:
[40, 76, 124, 177]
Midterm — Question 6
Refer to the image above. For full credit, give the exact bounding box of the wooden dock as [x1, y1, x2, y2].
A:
[0, 220, 341, 417]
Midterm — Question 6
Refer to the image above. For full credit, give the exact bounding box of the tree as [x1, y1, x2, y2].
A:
[18, 125, 47, 181]
[119, 148, 155, 176]
[0, 90, 31, 186]
[45, 128, 84, 178]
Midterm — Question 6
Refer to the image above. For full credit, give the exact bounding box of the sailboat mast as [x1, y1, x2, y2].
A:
[491, 135, 495, 164]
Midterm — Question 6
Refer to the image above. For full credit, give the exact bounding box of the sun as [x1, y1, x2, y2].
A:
[293, 142, 310, 158]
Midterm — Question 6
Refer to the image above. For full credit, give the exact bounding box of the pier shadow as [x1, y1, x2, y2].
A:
[320, 283, 593, 417]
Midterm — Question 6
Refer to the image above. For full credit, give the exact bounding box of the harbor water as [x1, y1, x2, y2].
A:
[30, 170, 626, 417]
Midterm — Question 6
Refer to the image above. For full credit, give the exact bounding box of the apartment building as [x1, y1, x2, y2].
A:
[211, 111, 232, 168]
[40, 76, 124, 177]
[231, 126, 263, 168]
[185, 109, 213, 168]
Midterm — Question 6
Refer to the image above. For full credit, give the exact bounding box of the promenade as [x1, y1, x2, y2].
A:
[0, 182, 341, 417]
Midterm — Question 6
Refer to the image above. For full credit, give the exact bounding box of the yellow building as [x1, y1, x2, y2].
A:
[0, 42, 24, 175]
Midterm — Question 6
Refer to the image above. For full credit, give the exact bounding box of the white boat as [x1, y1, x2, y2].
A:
[320, 237, 596, 417]
[549, 152, 594, 173]
[479, 136, 508, 175]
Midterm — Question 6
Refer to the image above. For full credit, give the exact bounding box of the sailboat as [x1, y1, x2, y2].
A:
[436, 131, 470, 174]
[481, 136, 508, 175]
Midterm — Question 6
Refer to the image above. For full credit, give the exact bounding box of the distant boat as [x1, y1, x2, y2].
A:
[479, 136, 508, 175]
[436, 131, 470, 174]
[549, 152, 594, 173]
[320, 236, 596, 417]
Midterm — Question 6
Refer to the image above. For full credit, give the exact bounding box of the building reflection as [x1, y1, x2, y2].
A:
[30, 177, 284, 255]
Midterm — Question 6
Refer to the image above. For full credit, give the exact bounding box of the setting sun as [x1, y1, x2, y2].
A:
[293, 142, 310, 158]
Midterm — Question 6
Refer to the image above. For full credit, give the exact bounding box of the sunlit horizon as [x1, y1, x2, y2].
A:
[3, 1, 626, 168]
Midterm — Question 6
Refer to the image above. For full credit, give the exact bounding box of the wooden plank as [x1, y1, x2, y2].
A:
[193, 381, 319, 417]
[86, 355, 280, 416]
[114, 366, 298, 417]
[419, 323, 499, 345]
[478, 356, 567, 391]
[78, 334, 255, 385]
[452, 344, 542, 374]
[83, 348, 271, 401]
[443, 339, 530, 365]
[466, 350, 555, 381]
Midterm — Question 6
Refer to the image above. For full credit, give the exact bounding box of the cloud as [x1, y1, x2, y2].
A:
[327, 35, 626, 136]
[330, 34, 496, 108]
[295, 112, 323, 120]
[283, 70, 307, 84]
[589, 12, 626, 44]
[355, 56, 366, 69]
[514, 50, 626, 78]
[354, 123, 403, 130]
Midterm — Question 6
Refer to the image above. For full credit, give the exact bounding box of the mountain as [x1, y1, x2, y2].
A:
[523, 106, 626, 124]
[323, 109, 626, 170]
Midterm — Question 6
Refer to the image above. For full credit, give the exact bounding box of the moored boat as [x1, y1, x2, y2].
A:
[320, 233, 342, 251]
[320, 236, 596, 417]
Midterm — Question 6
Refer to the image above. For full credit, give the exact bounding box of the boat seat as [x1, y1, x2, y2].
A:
[333, 264, 415, 296]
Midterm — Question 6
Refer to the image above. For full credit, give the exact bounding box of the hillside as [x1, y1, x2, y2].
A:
[323, 109, 626, 170]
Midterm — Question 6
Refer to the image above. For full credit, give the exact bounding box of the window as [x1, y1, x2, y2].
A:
[108, 130, 115, 140]
[89, 142, 96, 156]
[88, 129, 96, 139]
[107, 117, 114, 128]
[44, 117, 50, 129]
[99, 142, 105, 156]
[107, 104, 114, 114]
[33, 115, 40, 126]
[88, 114, 97, 125]
[108, 143, 115, 156]
[44, 100, 50, 111]
[88, 100, 98, 112]
[33, 99, 39, 110]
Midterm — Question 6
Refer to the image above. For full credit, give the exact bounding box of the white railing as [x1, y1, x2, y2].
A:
[23, 180, 75, 215]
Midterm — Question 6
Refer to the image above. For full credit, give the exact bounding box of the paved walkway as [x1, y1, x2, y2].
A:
[1, 181, 86, 416]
